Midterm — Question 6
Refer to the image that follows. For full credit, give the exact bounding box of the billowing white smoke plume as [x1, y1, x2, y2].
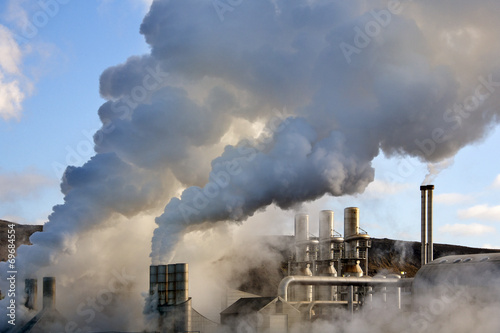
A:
[2, 0, 500, 330]
[131, 0, 500, 262]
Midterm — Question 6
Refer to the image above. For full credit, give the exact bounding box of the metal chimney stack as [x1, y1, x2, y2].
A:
[420, 185, 434, 266]
[420, 186, 428, 267]
[42, 277, 56, 310]
[426, 185, 434, 263]
[24, 279, 37, 310]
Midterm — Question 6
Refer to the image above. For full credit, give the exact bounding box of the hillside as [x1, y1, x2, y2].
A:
[0, 220, 43, 262]
[229, 236, 500, 296]
[368, 237, 500, 277]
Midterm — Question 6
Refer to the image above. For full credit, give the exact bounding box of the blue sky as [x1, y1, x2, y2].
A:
[0, 0, 152, 220]
[1, 0, 499, 251]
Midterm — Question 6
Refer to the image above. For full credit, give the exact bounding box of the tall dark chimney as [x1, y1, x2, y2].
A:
[426, 185, 434, 263]
[420, 186, 427, 266]
[43, 277, 56, 310]
[24, 279, 37, 310]
[420, 185, 435, 266]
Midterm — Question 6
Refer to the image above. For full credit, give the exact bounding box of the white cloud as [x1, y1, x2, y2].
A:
[458, 204, 500, 221]
[439, 223, 496, 236]
[435, 193, 474, 205]
[364, 179, 411, 196]
[492, 174, 500, 189]
[482, 243, 500, 250]
[0, 24, 31, 120]
[0, 168, 56, 202]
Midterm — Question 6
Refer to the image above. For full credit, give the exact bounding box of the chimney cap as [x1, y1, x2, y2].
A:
[420, 185, 427, 191]
[426, 184, 435, 190]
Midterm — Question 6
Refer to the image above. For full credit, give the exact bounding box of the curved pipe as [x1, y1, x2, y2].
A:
[278, 276, 413, 302]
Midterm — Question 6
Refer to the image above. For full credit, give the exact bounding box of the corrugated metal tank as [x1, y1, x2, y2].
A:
[175, 263, 189, 304]
[149, 265, 158, 296]
[158, 265, 167, 306]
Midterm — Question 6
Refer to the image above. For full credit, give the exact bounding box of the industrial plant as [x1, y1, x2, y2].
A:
[9, 185, 500, 332]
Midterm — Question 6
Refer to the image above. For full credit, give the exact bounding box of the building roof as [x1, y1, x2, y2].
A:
[14, 308, 66, 333]
[220, 297, 276, 316]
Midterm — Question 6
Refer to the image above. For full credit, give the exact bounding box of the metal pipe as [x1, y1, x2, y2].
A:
[420, 186, 427, 266]
[427, 185, 434, 263]
[387, 274, 401, 309]
[42, 277, 56, 310]
[348, 285, 354, 315]
[278, 276, 413, 302]
[365, 248, 369, 277]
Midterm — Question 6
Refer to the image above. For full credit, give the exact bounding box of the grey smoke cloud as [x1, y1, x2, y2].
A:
[143, 0, 500, 261]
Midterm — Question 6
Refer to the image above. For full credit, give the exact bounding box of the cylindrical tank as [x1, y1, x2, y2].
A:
[344, 207, 359, 258]
[42, 277, 55, 310]
[319, 210, 334, 241]
[295, 214, 310, 262]
[175, 263, 188, 304]
[24, 279, 37, 310]
[319, 210, 334, 260]
[317, 262, 338, 301]
[344, 207, 359, 239]
[292, 264, 313, 302]
[294, 213, 309, 242]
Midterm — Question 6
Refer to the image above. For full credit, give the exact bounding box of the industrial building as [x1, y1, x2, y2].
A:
[14, 185, 500, 332]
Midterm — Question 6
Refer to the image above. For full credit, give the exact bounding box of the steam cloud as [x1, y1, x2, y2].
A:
[2, 0, 500, 330]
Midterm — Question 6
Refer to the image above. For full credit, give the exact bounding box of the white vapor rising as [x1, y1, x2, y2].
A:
[0, 24, 31, 120]
[135, 0, 500, 262]
[2, 0, 500, 330]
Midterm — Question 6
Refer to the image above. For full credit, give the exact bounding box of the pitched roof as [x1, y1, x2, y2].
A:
[220, 297, 276, 316]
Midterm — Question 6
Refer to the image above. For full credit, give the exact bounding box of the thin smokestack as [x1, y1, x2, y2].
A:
[42, 277, 56, 310]
[24, 279, 37, 310]
[420, 186, 427, 267]
[426, 185, 434, 263]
